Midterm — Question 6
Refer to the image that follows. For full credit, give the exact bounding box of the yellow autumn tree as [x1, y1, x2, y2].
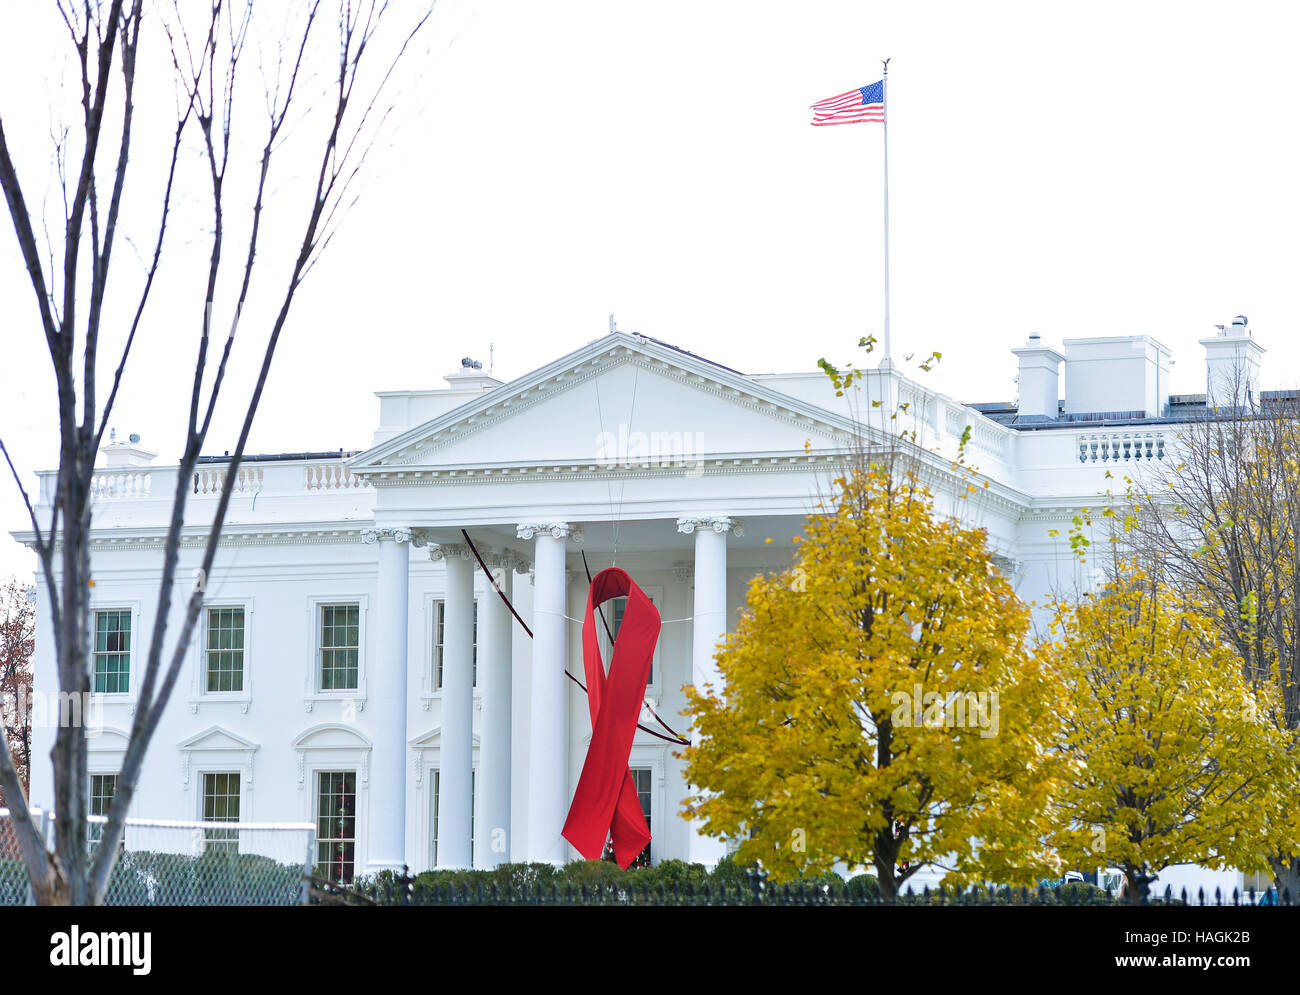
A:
[1043, 562, 1297, 904]
[681, 463, 1061, 901]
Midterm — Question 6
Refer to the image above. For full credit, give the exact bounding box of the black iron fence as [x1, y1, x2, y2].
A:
[316, 863, 1297, 907]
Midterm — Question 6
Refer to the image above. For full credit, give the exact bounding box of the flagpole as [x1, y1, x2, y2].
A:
[881, 58, 892, 368]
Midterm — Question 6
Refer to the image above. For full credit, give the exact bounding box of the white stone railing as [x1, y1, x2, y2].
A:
[943, 404, 1010, 459]
[194, 465, 264, 495]
[1076, 431, 1166, 463]
[89, 469, 152, 500]
[49, 457, 370, 504]
[303, 461, 369, 491]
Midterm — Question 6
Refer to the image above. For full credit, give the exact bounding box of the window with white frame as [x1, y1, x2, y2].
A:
[602, 592, 659, 687]
[317, 770, 357, 883]
[629, 766, 653, 868]
[93, 610, 131, 694]
[318, 604, 360, 691]
[201, 772, 240, 853]
[433, 599, 478, 690]
[429, 768, 477, 867]
[204, 606, 246, 693]
[89, 773, 117, 847]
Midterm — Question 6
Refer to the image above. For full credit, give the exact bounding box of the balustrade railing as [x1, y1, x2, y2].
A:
[1077, 432, 1166, 463]
[61, 457, 370, 503]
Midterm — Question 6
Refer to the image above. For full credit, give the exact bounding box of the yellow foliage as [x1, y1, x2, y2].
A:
[1042, 564, 1299, 892]
[680, 465, 1061, 896]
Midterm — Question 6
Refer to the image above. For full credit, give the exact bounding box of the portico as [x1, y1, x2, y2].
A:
[355, 508, 783, 871]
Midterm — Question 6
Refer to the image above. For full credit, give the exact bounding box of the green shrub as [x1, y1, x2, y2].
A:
[558, 859, 630, 889]
[846, 874, 880, 901]
[491, 861, 557, 894]
[708, 854, 753, 890]
[633, 858, 709, 892]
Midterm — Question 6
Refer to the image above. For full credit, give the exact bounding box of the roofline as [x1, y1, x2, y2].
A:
[346, 331, 874, 472]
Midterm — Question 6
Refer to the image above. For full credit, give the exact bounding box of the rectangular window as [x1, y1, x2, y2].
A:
[205, 607, 245, 693]
[89, 773, 117, 847]
[429, 769, 477, 867]
[318, 604, 359, 691]
[608, 596, 654, 685]
[317, 771, 357, 883]
[94, 610, 131, 694]
[630, 767, 652, 868]
[433, 599, 478, 690]
[430, 769, 440, 868]
[202, 772, 241, 853]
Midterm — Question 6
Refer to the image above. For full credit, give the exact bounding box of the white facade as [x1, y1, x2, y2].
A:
[15, 325, 1273, 880]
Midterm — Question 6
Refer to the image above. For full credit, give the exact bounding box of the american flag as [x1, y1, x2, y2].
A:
[810, 80, 884, 126]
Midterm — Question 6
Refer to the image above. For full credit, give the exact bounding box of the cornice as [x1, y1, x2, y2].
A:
[39, 523, 374, 552]
[364, 450, 857, 487]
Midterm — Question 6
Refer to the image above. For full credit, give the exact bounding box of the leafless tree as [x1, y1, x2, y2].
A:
[0, 578, 36, 800]
[1125, 367, 1300, 897]
[0, 0, 431, 904]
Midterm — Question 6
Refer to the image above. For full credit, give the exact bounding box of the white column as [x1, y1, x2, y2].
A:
[477, 550, 515, 868]
[362, 526, 411, 872]
[677, 515, 741, 866]
[517, 522, 578, 865]
[434, 543, 475, 869]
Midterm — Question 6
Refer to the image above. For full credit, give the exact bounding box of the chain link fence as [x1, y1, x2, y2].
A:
[1, 807, 314, 906]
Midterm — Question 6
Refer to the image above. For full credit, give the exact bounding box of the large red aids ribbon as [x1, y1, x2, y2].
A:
[562, 567, 659, 868]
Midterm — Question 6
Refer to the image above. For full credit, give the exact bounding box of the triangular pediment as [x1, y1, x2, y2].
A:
[178, 725, 259, 753]
[409, 727, 481, 749]
[350, 333, 857, 474]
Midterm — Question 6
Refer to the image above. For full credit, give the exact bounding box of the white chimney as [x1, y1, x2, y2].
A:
[101, 432, 158, 468]
[1010, 333, 1064, 420]
[1062, 335, 1172, 418]
[1199, 315, 1264, 409]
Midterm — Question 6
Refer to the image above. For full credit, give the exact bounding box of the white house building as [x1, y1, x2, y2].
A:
[15, 319, 1272, 889]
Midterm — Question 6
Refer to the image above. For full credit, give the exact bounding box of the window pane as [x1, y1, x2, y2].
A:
[202, 772, 241, 853]
[205, 607, 245, 693]
[319, 605, 359, 690]
[317, 770, 357, 883]
[89, 773, 117, 847]
[93, 611, 131, 694]
[630, 767, 652, 868]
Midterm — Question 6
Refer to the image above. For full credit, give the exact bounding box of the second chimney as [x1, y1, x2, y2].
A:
[1011, 333, 1064, 421]
[1200, 315, 1264, 409]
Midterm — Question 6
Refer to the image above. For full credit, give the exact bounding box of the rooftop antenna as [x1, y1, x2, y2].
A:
[489, 342, 494, 375]
[609, 314, 617, 334]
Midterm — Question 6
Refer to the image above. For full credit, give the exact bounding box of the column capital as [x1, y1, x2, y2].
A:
[676, 516, 744, 537]
[484, 547, 530, 573]
[516, 522, 584, 543]
[361, 526, 414, 545]
[429, 542, 473, 562]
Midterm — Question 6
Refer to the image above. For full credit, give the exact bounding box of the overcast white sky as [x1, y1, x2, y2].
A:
[3, 0, 1299, 583]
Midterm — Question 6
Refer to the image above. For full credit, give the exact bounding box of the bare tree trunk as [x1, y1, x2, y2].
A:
[0, 0, 432, 906]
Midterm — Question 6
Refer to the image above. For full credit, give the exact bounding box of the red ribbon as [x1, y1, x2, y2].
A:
[562, 567, 659, 867]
